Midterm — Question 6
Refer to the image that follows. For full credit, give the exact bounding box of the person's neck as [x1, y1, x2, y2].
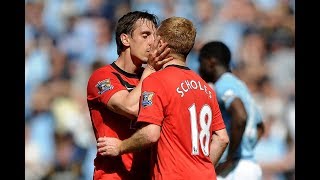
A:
[213, 66, 227, 83]
[115, 51, 143, 74]
[162, 54, 186, 69]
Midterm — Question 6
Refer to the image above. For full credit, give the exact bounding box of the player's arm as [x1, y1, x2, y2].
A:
[106, 67, 155, 120]
[97, 123, 161, 156]
[107, 37, 172, 120]
[215, 97, 247, 174]
[120, 123, 160, 154]
[209, 128, 229, 166]
[226, 97, 247, 161]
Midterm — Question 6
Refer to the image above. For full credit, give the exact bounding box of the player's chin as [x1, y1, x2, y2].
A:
[140, 57, 148, 64]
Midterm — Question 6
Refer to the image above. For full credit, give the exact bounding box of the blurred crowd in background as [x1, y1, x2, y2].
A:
[25, 0, 295, 179]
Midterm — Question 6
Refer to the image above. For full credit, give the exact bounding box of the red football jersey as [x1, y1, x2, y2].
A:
[87, 62, 150, 180]
[137, 65, 225, 180]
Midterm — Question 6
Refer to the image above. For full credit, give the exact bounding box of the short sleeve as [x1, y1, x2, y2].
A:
[87, 69, 127, 105]
[137, 75, 165, 126]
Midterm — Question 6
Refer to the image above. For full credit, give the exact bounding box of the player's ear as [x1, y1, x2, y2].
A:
[120, 33, 130, 47]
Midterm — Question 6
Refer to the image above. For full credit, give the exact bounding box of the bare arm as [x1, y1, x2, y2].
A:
[215, 97, 247, 174]
[120, 124, 160, 154]
[225, 97, 247, 161]
[106, 66, 155, 120]
[209, 128, 229, 166]
[106, 37, 173, 120]
[97, 123, 161, 156]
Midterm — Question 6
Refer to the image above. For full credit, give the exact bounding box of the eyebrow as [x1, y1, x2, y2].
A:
[140, 30, 152, 34]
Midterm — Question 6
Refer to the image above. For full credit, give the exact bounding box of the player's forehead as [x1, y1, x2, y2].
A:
[132, 18, 156, 34]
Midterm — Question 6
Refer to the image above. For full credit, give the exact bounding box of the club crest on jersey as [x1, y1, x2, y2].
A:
[141, 91, 154, 107]
[96, 79, 114, 94]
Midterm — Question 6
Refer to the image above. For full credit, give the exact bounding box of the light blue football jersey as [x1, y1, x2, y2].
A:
[212, 72, 263, 163]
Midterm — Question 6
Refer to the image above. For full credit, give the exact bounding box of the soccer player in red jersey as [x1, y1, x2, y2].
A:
[86, 11, 172, 180]
[97, 17, 229, 180]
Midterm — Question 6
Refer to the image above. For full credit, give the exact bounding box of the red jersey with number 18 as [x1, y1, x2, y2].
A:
[137, 65, 225, 180]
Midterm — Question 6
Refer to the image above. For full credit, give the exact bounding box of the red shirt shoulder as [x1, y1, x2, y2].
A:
[87, 63, 141, 104]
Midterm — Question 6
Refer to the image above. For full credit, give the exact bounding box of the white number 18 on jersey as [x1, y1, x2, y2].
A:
[188, 103, 212, 156]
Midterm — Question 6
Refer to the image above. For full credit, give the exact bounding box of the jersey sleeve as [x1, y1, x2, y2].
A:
[137, 75, 165, 126]
[215, 82, 238, 110]
[254, 105, 263, 124]
[87, 69, 126, 105]
[210, 89, 226, 131]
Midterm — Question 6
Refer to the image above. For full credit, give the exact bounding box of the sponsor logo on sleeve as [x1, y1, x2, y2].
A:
[96, 78, 114, 94]
[141, 91, 154, 107]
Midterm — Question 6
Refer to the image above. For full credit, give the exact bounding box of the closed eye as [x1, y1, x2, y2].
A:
[141, 31, 152, 39]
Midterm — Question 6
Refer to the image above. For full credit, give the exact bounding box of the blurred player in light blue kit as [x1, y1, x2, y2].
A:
[198, 41, 264, 180]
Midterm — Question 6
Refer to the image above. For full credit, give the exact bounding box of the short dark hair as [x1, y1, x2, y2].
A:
[115, 11, 159, 55]
[198, 41, 231, 69]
